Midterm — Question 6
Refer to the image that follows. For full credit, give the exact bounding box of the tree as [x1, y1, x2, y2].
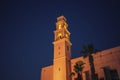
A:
[71, 61, 85, 80]
[81, 44, 98, 80]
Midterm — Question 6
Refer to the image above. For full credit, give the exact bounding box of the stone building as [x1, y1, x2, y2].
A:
[40, 16, 120, 80]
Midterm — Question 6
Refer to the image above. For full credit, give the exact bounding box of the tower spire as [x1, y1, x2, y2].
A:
[54, 16, 70, 42]
[53, 16, 71, 80]
[56, 16, 68, 30]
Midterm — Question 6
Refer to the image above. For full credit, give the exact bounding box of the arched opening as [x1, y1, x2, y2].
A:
[58, 24, 62, 29]
[58, 33, 62, 39]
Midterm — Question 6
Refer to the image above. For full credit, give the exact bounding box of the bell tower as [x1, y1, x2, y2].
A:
[53, 16, 72, 80]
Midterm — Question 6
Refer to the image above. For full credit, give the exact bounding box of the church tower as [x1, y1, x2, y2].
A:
[53, 16, 72, 80]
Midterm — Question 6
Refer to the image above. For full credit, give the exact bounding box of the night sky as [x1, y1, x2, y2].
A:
[1, 0, 120, 80]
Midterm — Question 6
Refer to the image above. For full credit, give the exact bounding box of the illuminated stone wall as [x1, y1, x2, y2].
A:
[40, 46, 120, 80]
[40, 16, 120, 80]
[93, 46, 120, 80]
[71, 46, 120, 80]
[40, 65, 53, 80]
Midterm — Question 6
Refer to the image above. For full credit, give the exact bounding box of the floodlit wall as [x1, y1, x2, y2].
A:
[71, 46, 120, 80]
[40, 65, 53, 80]
[93, 46, 120, 79]
[40, 46, 120, 80]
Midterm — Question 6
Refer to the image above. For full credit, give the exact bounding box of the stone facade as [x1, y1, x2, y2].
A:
[40, 16, 120, 80]
[71, 46, 120, 80]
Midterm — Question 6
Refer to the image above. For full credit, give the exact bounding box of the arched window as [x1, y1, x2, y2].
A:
[58, 33, 62, 39]
[58, 24, 62, 29]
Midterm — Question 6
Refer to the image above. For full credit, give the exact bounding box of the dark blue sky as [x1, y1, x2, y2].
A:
[1, 0, 119, 80]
